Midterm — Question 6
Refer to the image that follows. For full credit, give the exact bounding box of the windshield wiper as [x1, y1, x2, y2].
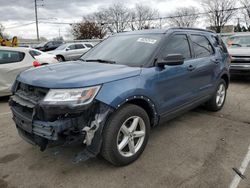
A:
[84, 59, 116, 64]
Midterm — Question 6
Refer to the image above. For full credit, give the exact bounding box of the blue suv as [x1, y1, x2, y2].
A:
[9, 28, 230, 166]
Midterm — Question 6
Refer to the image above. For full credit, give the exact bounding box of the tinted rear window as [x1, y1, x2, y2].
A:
[85, 44, 93, 48]
[191, 35, 214, 58]
[0, 50, 25, 64]
[29, 50, 41, 58]
[75, 44, 85, 49]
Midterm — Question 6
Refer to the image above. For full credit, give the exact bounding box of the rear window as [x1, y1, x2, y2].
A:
[0, 50, 25, 64]
[53, 41, 63, 45]
[211, 35, 228, 53]
[29, 50, 41, 58]
[191, 35, 214, 58]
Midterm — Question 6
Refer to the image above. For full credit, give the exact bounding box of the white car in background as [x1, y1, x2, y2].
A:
[0, 47, 58, 97]
[29, 48, 58, 64]
[48, 42, 93, 62]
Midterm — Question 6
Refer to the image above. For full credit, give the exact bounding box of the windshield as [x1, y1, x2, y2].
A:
[226, 35, 250, 48]
[55, 44, 67, 50]
[36, 42, 47, 48]
[80, 34, 162, 67]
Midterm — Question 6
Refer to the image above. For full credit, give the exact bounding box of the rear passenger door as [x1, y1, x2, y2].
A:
[74, 44, 88, 59]
[188, 34, 218, 97]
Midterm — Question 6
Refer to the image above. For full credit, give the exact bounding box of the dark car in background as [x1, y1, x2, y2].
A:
[35, 41, 64, 52]
[9, 28, 230, 166]
[226, 34, 250, 76]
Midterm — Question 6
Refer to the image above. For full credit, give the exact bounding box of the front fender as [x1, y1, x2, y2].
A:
[96, 76, 158, 109]
[95, 76, 159, 127]
[96, 76, 140, 108]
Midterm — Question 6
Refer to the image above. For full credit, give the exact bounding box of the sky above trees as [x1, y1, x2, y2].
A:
[0, 0, 248, 39]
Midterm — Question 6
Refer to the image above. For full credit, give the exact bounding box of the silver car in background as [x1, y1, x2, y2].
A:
[48, 42, 93, 62]
[226, 34, 250, 76]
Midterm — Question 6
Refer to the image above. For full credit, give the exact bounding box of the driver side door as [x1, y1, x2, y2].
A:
[155, 33, 197, 115]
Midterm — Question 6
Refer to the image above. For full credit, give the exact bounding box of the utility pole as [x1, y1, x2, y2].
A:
[34, 0, 43, 42]
[34, 0, 39, 41]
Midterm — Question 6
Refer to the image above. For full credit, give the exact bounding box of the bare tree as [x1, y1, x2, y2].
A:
[130, 4, 158, 30]
[85, 3, 130, 34]
[71, 21, 106, 39]
[167, 7, 199, 27]
[99, 3, 130, 33]
[202, 0, 236, 33]
[241, 0, 250, 29]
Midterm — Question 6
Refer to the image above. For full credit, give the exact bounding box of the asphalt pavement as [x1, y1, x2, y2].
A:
[0, 78, 250, 188]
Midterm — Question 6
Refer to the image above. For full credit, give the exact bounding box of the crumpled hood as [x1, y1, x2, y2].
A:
[228, 48, 250, 57]
[17, 61, 141, 88]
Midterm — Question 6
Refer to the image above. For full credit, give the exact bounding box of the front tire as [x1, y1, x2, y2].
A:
[204, 79, 227, 111]
[57, 55, 64, 62]
[101, 104, 150, 166]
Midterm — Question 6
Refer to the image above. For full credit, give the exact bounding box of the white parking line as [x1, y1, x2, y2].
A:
[229, 146, 250, 188]
[0, 111, 12, 117]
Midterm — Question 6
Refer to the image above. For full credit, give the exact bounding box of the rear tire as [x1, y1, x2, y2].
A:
[101, 104, 150, 166]
[204, 79, 227, 111]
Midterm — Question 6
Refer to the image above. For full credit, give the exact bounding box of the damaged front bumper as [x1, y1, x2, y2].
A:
[9, 82, 114, 162]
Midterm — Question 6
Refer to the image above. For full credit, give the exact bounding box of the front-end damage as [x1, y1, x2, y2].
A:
[9, 81, 114, 162]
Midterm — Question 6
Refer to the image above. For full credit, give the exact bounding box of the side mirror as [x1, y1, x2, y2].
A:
[66, 47, 70, 51]
[157, 54, 184, 67]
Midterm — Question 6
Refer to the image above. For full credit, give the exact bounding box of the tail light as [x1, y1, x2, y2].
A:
[33, 61, 41, 67]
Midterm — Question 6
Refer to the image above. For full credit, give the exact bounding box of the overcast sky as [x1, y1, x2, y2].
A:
[1, 0, 208, 40]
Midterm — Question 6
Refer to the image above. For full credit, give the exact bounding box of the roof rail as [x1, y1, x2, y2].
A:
[170, 27, 215, 34]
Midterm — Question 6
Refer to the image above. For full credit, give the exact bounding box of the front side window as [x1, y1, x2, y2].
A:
[161, 34, 191, 59]
[191, 35, 214, 58]
[68, 45, 76, 50]
[0, 50, 25, 64]
[81, 34, 162, 67]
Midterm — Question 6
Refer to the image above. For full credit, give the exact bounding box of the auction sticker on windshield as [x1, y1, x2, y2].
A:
[137, 38, 157, 44]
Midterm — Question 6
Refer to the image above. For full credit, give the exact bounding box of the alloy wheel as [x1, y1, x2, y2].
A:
[117, 116, 146, 157]
[216, 83, 226, 107]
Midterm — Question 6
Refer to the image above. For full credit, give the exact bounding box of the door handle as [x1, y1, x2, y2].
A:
[187, 65, 196, 71]
[211, 59, 220, 64]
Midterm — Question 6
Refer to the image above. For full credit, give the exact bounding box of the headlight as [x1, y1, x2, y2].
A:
[43, 85, 101, 106]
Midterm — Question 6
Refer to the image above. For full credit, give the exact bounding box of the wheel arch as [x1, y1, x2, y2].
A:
[56, 54, 65, 61]
[116, 96, 159, 127]
[221, 73, 229, 89]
